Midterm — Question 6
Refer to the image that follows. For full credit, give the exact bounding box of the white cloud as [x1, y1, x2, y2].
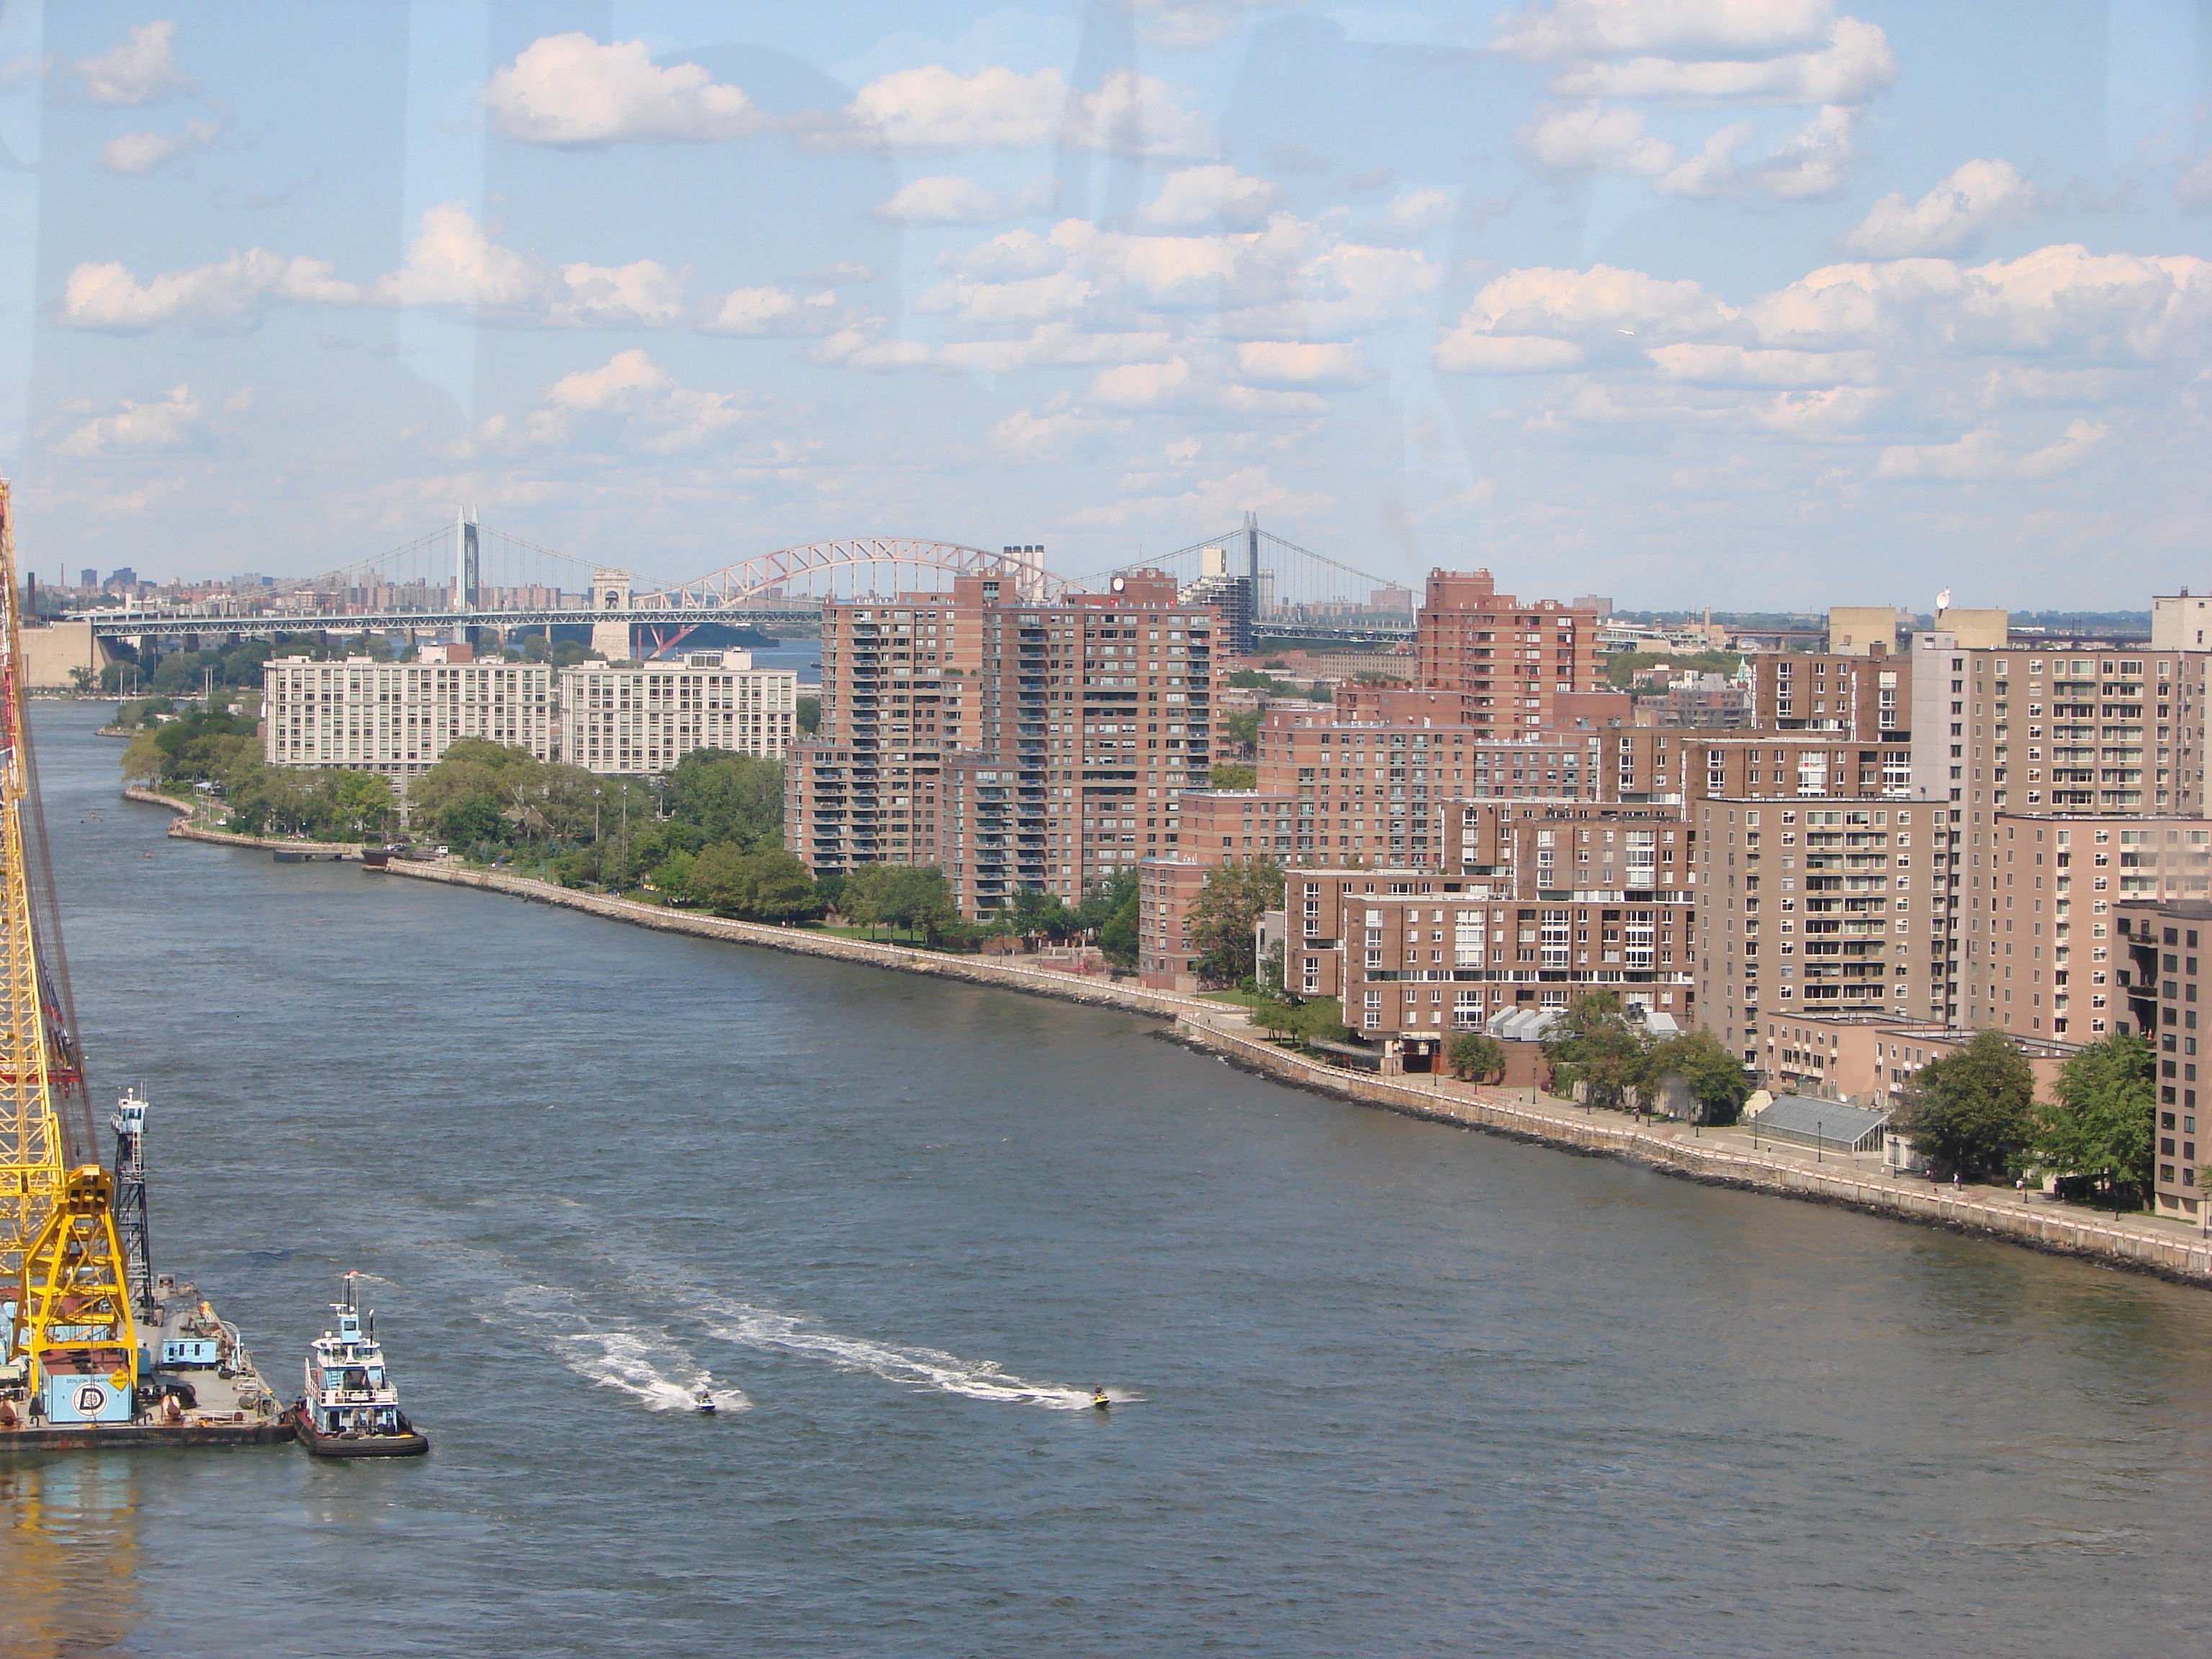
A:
[1875, 418, 2106, 480]
[702, 286, 843, 336]
[73, 22, 192, 106]
[1741, 103, 1857, 199]
[99, 116, 224, 176]
[1491, 0, 1835, 61]
[1234, 340, 1374, 387]
[814, 66, 1214, 158]
[50, 384, 207, 456]
[940, 324, 1177, 372]
[1135, 165, 1283, 230]
[871, 175, 1057, 225]
[1654, 121, 1754, 195]
[366, 204, 691, 325]
[986, 403, 1132, 462]
[1840, 158, 2037, 258]
[916, 212, 1439, 349]
[60, 204, 700, 331]
[1445, 263, 1736, 344]
[1375, 189, 1457, 235]
[1434, 333, 1586, 373]
[1549, 16, 1896, 103]
[466, 350, 759, 454]
[1645, 343, 1876, 385]
[482, 35, 766, 145]
[62, 249, 361, 331]
[1516, 104, 1674, 176]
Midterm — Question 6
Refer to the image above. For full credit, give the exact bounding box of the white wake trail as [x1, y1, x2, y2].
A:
[695, 1298, 1094, 1410]
[500, 1283, 752, 1414]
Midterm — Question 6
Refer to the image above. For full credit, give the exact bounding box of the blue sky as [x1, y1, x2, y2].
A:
[2, 1, 2208, 609]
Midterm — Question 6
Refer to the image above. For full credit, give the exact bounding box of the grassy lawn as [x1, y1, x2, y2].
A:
[1201, 989, 1272, 1010]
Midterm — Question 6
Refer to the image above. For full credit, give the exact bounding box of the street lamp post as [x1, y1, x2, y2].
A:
[1816, 1120, 1824, 1164]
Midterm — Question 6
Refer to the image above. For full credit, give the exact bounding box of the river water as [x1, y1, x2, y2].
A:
[5, 700, 2211, 1657]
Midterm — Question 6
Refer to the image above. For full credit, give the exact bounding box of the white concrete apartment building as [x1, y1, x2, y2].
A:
[262, 655, 556, 780]
[557, 650, 798, 775]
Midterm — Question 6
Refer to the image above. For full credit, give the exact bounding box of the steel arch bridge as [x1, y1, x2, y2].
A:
[636, 538, 1069, 609]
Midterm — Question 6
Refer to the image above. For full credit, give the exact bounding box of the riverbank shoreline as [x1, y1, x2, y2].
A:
[131, 788, 2212, 1292]
[125, 785, 366, 855]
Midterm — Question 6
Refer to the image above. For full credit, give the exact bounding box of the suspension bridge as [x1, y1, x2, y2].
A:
[67, 511, 1416, 655]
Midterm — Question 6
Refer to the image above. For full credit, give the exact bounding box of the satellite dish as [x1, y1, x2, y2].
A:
[1110, 575, 1126, 593]
[1935, 588, 1952, 612]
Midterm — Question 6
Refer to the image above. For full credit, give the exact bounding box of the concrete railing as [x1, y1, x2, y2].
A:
[123, 786, 366, 855]
[1181, 1019, 2212, 1286]
[374, 860, 1228, 1022]
[226, 837, 2212, 1290]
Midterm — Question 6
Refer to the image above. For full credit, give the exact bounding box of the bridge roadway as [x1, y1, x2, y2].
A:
[73, 608, 1416, 645]
[74, 606, 811, 641]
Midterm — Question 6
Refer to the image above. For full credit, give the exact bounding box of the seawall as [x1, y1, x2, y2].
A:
[125, 786, 364, 855]
[134, 808, 2212, 1292]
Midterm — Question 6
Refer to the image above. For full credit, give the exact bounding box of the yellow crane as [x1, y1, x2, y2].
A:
[0, 482, 135, 1424]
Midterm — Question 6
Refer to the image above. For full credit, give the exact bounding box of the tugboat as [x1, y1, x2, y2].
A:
[295, 1274, 428, 1457]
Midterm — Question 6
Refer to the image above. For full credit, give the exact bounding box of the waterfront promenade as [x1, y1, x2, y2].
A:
[127, 783, 2212, 1290]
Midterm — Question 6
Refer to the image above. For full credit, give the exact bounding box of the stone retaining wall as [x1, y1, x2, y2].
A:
[337, 855, 2212, 1290]
[124, 786, 364, 855]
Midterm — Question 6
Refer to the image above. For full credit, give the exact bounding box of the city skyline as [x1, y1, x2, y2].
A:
[4, 4, 2208, 606]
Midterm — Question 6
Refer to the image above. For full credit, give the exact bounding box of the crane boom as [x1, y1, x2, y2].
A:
[0, 481, 135, 1418]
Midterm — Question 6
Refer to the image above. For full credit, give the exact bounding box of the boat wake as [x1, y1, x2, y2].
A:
[693, 1297, 1096, 1411]
[499, 1285, 752, 1415]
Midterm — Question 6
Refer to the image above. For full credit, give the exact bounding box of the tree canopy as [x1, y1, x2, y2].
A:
[1896, 1028, 2035, 1179]
[1185, 857, 1285, 989]
[2030, 1030, 2154, 1210]
[1542, 992, 1653, 1110]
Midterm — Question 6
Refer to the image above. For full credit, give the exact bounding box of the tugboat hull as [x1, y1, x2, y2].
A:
[297, 1419, 428, 1458]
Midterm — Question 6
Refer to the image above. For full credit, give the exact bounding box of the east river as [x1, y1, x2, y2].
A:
[5, 701, 2211, 1657]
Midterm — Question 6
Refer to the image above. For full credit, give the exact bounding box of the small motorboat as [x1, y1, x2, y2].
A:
[296, 1274, 428, 1457]
[1092, 1387, 1110, 1411]
[693, 1387, 717, 1416]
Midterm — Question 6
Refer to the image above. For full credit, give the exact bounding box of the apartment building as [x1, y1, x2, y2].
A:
[1745, 653, 1910, 739]
[558, 650, 798, 775]
[1278, 864, 1691, 1044]
[1904, 635, 2212, 1029]
[263, 655, 555, 780]
[1691, 797, 1941, 1060]
[1413, 569, 1606, 734]
[786, 571, 1217, 919]
[2118, 899, 2212, 1218]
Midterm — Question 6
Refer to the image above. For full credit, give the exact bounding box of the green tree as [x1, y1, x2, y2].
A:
[331, 770, 398, 839]
[1447, 1032, 1505, 1084]
[650, 848, 698, 903]
[1209, 762, 1257, 790]
[439, 795, 508, 847]
[664, 748, 784, 848]
[1542, 992, 1655, 1111]
[1074, 869, 1137, 935]
[1007, 887, 1074, 939]
[1896, 1028, 2036, 1179]
[1100, 883, 1140, 970]
[2031, 1030, 2154, 1210]
[1646, 1027, 1753, 1125]
[796, 695, 822, 735]
[1184, 857, 1285, 989]
[1221, 709, 1260, 754]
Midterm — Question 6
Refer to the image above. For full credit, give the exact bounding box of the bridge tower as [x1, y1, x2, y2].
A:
[591, 570, 633, 661]
[455, 508, 481, 649]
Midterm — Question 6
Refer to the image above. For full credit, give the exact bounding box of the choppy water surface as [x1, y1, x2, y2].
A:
[5, 701, 2211, 1658]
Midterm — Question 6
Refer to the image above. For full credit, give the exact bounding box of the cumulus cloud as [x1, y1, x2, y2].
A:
[916, 212, 1439, 348]
[73, 21, 193, 106]
[1233, 340, 1374, 387]
[63, 249, 361, 331]
[1516, 104, 1673, 176]
[59, 203, 703, 331]
[1491, 0, 1836, 61]
[464, 350, 760, 454]
[872, 175, 1058, 225]
[1875, 418, 2105, 480]
[482, 34, 766, 145]
[99, 115, 224, 176]
[1548, 15, 1896, 103]
[702, 286, 844, 336]
[812, 66, 1214, 158]
[1840, 158, 2037, 258]
[50, 383, 207, 456]
[1134, 165, 1283, 230]
[1374, 189, 1457, 235]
